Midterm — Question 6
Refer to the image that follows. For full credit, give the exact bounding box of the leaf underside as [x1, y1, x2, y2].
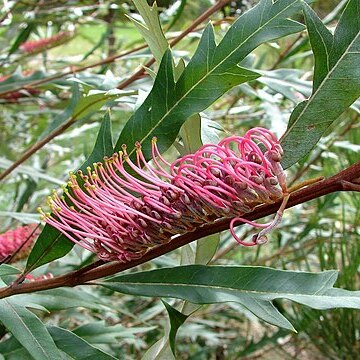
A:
[102, 265, 360, 331]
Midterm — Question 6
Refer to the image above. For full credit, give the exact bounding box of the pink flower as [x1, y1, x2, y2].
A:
[40, 128, 288, 262]
[0, 224, 40, 262]
[19, 31, 73, 54]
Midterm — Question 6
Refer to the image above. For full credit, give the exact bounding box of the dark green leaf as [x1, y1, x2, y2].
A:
[100, 265, 360, 331]
[8, 23, 35, 56]
[0, 300, 63, 360]
[162, 301, 188, 356]
[281, 0, 360, 168]
[0, 326, 117, 360]
[115, 0, 304, 160]
[302, 3, 333, 91]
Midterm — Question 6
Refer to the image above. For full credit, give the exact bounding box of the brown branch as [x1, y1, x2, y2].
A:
[0, 161, 359, 299]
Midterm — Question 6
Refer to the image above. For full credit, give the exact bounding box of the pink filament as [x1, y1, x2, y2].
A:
[41, 127, 288, 262]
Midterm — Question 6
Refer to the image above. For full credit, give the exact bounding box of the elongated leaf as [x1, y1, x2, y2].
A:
[47, 326, 117, 360]
[0, 327, 116, 360]
[115, 0, 304, 159]
[0, 158, 63, 185]
[73, 321, 155, 344]
[0, 300, 63, 360]
[12, 288, 108, 311]
[302, 3, 333, 91]
[40, 83, 81, 139]
[101, 265, 360, 331]
[8, 23, 35, 56]
[26, 112, 113, 271]
[281, 0, 360, 168]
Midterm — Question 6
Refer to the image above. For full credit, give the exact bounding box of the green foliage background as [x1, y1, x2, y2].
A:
[0, 0, 359, 359]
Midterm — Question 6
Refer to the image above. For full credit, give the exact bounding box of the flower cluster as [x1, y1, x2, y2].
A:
[19, 31, 73, 54]
[0, 224, 40, 263]
[40, 127, 288, 262]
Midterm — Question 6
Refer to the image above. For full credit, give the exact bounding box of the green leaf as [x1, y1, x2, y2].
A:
[72, 89, 120, 121]
[25, 225, 74, 274]
[0, 326, 117, 360]
[40, 82, 81, 139]
[194, 233, 220, 264]
[0, 159, 63, 185]
[115, 0, 304, 159]
[47, 326, 117, 360]
[0, 264, 21, 277]
[25, 112, 114, 272]
[162, 301, 188, 356]
[281, 0, 360, 168]
[13, 288, 108, 311]
[178, 114, 203, 155]
[142, 328, 174, 360]
[0, 300, 63, 360]
[128, 0, 168, 63]
[302, 3, 333, 91]
[258, 69, 312, 103]
[72, 321, 155, 345]
[100, 265, 360, 331]
[8, 23, 35, 56]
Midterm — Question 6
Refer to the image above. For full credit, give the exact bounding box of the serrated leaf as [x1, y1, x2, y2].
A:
[115, 0, 304, 159]
[281, 0, 360, 168]
[128, 0, 168, 63]
[0, 300, 63, 360]
[26, 112, 113, 272]
[100, 265, 360, 331]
